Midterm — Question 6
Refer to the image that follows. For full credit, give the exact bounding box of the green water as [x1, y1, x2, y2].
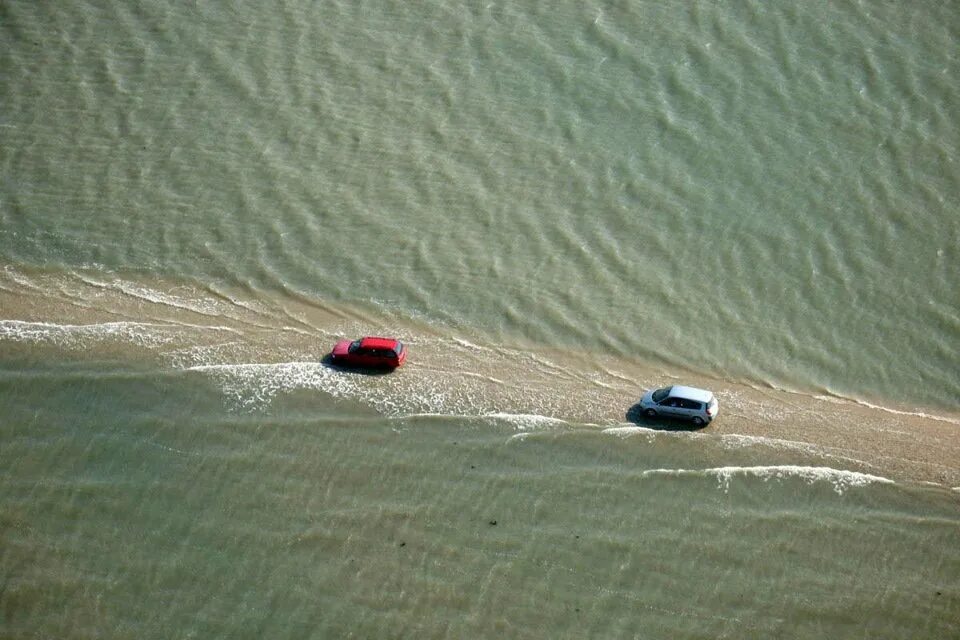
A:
[3, 362, 958, 638]
[1, 0, 958, 636]
[3, 0, 957, 406]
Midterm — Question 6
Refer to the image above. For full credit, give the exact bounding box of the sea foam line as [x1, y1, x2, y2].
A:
[483, 412, 568, 430]
[641, 465, 893, 495]
[0, 319, 238, 343]
[452, 337, 485, 351]
[185, 361, 348, 411]
[0, 319, 182, 346]
[602, 425, 658, 437]
[77, 276, 222, 316]
[186, 361, 444, 416]
[814, 395, 960, 426]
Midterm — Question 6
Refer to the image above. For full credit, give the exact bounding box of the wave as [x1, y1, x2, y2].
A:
[184, 363, 563, 420]
[0, 319, 184, 348]
[185, 361, 367, 412]
[602, 425, 657, 437]
[641, 465, 893, 495]
[730, 377, 960, 427]
[1, 268, 955, 485]
[482, 412, 570, 430]
[77, 276, 224, 317]
[814, 394, 960, 426]
[184, 362, 585, 430]
[452, 337, 486, 351]
[715, 433, 877, 469]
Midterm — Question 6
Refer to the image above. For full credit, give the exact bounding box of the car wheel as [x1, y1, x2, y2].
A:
[691, 417, 705, 427]
[643, 408, 657, 418]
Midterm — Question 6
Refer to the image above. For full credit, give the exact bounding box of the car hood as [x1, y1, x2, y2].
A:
[639, 389, 655, 406]
[331, 340, 352, 357]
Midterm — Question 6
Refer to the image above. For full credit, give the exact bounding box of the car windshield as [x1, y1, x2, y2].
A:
[348, 340, 362, 353]
[651, 386, 672, 403]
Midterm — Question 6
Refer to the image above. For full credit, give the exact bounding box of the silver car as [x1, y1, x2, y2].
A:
[639, 385, 719, 427]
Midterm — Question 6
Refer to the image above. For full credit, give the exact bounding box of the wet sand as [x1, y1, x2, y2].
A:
[2, 268, 958, 487]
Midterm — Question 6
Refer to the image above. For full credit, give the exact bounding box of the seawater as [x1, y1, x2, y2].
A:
[1, 1, 958, 637]
[3, 356, 958, 638]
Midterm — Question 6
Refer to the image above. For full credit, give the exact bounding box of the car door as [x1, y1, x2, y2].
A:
[677, 398, 702, 420]
[659, 396, 683, 417]
[381, 348, 399, 367]
[355, 347, 375, 366]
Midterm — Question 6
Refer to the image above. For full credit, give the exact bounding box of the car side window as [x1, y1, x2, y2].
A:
[681, 399, 702, 410]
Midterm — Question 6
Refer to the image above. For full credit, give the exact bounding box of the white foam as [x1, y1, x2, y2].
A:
[278, 325, 314, 336]
[483, 412, 568, 431]
[602, 425, 658, 438]
[732, 385, 960, 426]
[458, 371, 506, 385]
[188, 361, 480, 416]
[719, 433, 821, 455]
[388, 412, 451, 421]
[812, 394, 847, 405]
[721, 434, 884, 469]
[186, 361, 368, 411]
[162, 341, 249, 369]
[729, 382, 960, 426]
[842, 397, 960, 426]
[78, 276, 222, 316]
[0, 319, 178, 348]
[452, 337, 485, 351]
[641, 465, 893, 495]
[586, 377, 618, 390]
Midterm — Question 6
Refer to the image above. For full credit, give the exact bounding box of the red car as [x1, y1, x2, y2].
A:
[329, 336, 407, 369]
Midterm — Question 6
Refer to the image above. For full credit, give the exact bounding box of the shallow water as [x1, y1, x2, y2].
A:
[3, 357, 959, 638]
[1, 1, 958, 637]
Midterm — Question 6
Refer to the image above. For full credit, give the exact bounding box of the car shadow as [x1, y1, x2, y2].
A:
[320, 353, 397, 376]
[625, 403, 707, 431]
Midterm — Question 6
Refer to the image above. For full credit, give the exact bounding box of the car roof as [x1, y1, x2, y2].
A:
[669, 385, 714, 402]
[359, 336, 400, 350]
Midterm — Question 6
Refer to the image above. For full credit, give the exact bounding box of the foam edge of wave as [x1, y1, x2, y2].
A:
[641, 465, 894, 495]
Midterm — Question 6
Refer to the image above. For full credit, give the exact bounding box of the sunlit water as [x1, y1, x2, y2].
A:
[1, 1, 958, 637]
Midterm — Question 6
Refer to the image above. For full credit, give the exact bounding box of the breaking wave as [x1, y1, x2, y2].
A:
[0, 319, 188, 348]
[641, 465, 894, 495]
